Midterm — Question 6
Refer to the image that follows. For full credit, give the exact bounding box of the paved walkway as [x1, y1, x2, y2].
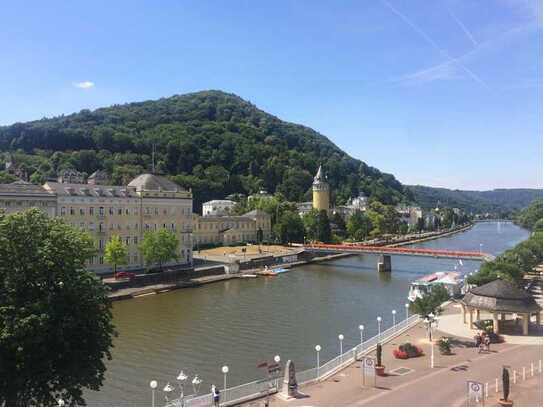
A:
[241, 305, 543, 407]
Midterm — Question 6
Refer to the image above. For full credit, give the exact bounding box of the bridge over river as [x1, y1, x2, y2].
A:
[304, 243, 495, 261]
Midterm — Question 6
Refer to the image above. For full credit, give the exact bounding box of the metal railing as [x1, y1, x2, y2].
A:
[165, 314, 420, 407]
[166, 314, 420, 406]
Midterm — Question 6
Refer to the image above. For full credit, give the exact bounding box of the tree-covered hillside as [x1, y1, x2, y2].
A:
[0, 90, 410, 211]
[408, 185, 543, 215]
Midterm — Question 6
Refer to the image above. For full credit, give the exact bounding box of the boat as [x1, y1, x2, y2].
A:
[240, 274, 257, 278]
[259, 270, 278, 276]
[408, 271, 463, 302]
[271, 267, 289, 274]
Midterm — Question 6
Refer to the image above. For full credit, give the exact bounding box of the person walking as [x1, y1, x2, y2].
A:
[211, 384, 220, 407]
[484, 334, 491, 352]
[474, 332, 481, 351]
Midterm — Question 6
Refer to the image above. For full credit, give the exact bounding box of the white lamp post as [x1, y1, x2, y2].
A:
[405, 303, 409, 320]
[221, 366, 229, 391]
[424, 314, 439, 368]
[392, 310, 397, 329]
[273, 355, 281, 389]
[338, 334, 344, 362]
[359, 324, 365, 355]
[177, 370, 187, 406]
[377, 316, 382, 341]
[315, 345, 321, 377]
[479, 243, 483, 255]
[57, 398, 65, 407]
[149, 380, 157, 407]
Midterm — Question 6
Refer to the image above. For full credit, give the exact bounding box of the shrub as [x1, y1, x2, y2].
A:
[438, 337, 451, 355]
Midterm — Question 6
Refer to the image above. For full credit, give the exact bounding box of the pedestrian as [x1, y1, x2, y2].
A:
[474, 333, 481, 350]
[484, 334, 491, 352]
[211, 384, 220, 407]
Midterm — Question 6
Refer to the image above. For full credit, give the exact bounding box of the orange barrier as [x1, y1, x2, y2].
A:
[305, 243, 488, 258]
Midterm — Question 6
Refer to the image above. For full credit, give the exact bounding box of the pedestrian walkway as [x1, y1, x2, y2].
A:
[241, 304, 543, 407]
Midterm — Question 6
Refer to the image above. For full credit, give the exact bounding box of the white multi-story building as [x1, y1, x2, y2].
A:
[202, 199, 236, 217]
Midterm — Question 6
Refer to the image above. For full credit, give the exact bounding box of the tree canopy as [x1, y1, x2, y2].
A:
[104, 235, 128, 276]
[139, 229, 179, 270]
[0, 209, 115, 407]
[0, 90, 410, 212]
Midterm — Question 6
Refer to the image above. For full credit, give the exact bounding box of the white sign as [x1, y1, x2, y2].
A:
[362, 357, 376, 387]
[467, 381, 484, 406]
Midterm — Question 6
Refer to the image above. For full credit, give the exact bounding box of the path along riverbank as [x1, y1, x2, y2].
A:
[243, 302, 543, 407]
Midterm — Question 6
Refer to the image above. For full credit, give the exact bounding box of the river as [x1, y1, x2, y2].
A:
[85, 221, 529, 406]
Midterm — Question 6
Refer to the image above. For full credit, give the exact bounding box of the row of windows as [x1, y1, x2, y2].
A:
[196, 222, 253, 230]
[1, 200, 52, 207]
[60, 206, 192, 217]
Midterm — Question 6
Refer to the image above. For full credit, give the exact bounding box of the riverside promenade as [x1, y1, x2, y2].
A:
[248, 303, 543, 407]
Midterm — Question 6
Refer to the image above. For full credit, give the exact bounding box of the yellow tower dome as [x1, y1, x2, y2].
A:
[312, 165, 330, 212]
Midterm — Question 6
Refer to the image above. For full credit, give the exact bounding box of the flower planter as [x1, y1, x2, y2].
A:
[375, 365, 385, 376]
[498, 400, 513, 406]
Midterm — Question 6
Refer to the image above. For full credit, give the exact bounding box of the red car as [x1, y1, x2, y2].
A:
[115, 271, 136, 280]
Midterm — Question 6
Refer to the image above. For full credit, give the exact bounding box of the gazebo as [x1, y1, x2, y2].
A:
[460, 279, 542, 335]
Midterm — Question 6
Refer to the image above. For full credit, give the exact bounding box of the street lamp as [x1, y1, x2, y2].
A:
[338, 334, 344, 361]
[479, 243, 483, 255]
[377, 316, 382, 340]
[392, 310, 397, 329]
[274, 355, 281, 364]
[315, 345, 321, 377]
[150, 380, 158, 407]
[221, 366, 229, 391]
[177, 370, 188, 406]
[405, 303, 409, 320]
[57, 398, 65, 407]
[424, 313, 439, 368]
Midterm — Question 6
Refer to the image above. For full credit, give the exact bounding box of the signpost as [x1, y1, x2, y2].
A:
[467, 380, 485, 406]
[362, 357, 376, 388]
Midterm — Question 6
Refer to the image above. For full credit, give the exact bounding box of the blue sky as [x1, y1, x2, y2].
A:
[1, 0, 542, 190]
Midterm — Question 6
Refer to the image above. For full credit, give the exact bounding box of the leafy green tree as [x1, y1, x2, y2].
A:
[316, 210, 332, 243]
[274, 210, 305, 243]
[410, 284, 450, 316]
[346, 210, 372, 241]
[0, 209, 115, 407]
[104, 235, 128, 277]
[303, 209, 320, 241]
[139, 229, 179, 271]
[516, 200, 543, 229]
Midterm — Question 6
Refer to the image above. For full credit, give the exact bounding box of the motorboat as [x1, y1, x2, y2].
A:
[240, 274, 257, 278]
[408, 271, 463, 302]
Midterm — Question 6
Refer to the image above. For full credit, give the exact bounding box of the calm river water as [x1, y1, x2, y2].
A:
[85, 222, 529, 406]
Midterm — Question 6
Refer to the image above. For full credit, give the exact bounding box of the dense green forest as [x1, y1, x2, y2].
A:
[0, 90, 411, 211]
[408, 185, 543, 215]
[469, 199, 543, 287]
[515, 199, 543, 230]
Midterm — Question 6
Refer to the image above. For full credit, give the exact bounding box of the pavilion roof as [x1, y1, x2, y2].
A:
[462, 279, 542, 313]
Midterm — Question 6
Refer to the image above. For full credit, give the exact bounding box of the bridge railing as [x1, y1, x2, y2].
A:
[165, 314, 420, 407]
[305, 243, 490, 259]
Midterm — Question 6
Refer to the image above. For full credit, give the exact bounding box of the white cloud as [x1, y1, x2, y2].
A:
[74, 81, 95, 89]
[395, 61, 463, 86]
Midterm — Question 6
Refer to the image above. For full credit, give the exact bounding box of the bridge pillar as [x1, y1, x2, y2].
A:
[377, 255, 392, 273]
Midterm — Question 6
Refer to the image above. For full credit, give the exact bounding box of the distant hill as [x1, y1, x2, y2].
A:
[0, 90, 411, 211]
[408, 185, 543, 214]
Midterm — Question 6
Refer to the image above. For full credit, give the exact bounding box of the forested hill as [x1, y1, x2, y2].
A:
[408, 185, 543, 214]
[0, 90, 410, 211]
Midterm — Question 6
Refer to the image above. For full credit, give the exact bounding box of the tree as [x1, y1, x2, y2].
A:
[316, 210, 332, 243]
[303, 209, 320, 242]
[0, 209, 115, 407]
[273, 210, 305, 244]
[346, 210, 372, 241]
[104, 235, 128, 277]
[410, 284, 450, 316]
[139, 229, 179, 271]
